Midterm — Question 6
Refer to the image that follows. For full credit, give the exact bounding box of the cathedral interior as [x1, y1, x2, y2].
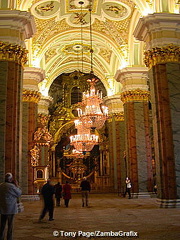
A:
[0, 0, 180, 208]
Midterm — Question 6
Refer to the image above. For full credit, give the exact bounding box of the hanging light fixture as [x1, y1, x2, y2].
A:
[77, 79, 108, 130]
[77, 0, 108, 130]
[69, 0, 99, 152]
[70, 119, 99, 152]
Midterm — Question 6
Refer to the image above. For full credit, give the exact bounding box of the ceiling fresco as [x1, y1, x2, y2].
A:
[17, 0, 155, 95]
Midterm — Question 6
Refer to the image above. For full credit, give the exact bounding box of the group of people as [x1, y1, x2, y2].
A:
[0, 173, 91, 240]
[0, 172, 134, 240]
[39, 177, 91, 222]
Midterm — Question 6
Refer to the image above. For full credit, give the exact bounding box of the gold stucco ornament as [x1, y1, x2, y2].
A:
[144, 44, 180, 68]
[0, 41, 28, 66]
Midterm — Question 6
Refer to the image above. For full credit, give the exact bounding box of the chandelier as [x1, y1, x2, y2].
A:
[77, 79, 108, 130]
[69, 0, 107, 151]
[70, 119, 99, 152]
[76, 1, 108, 130]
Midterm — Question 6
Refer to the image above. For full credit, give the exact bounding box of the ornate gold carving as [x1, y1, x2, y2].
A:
[120, 89, 150, 103]
[37, 114, 50, 127]
[108, 112, 124, 122]
[22, 90, 41, 103]
[144, 44, 180, 68]
[0, 42, 28, 66]
[36, 1, 54, 13]
[34, 126, 53, 146]
[30, 145, 40, 167]
[99, 48, 112, 64]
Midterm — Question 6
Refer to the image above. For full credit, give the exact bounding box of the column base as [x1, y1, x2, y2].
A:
[157, 199, 180, 208]
[21, 195, 40, 201]
[132, 192, 152, 198]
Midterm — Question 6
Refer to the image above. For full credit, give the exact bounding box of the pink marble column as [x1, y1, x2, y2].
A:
[104, 95, 126, 193]
[116, 67, 153, 196]
[134, 13, 180, 206]
[0, 10, 35, 182]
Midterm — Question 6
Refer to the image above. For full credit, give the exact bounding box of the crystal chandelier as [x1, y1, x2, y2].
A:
[70, 119, 99, 152]
[76, 2, 108, 130]
[77, 79, 108, 130]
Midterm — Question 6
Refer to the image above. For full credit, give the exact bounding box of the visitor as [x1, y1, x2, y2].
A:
[39, 179, 55, 221]
[154, 184, 157, 194]
[124, 177, 132, 199]
[0, 173, 22, 240]
[54, 182, 62, 206]
[63, 181, 72, 207]
[80, 177, 91, 207]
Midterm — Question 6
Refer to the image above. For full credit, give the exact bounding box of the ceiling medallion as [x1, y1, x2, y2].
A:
[31, 0, 60, 19]
[71, 0, 90, 9]
[62, 43, 91, 55]
[102, 1, 131, 21]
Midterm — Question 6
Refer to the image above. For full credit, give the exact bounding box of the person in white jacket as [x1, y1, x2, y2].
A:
[0, 173, 22, 240]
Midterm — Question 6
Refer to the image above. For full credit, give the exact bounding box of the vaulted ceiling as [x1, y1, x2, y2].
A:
[18, 0, 156, 95]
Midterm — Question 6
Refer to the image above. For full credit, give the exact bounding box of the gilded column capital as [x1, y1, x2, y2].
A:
[22, 89, 41, 103]
[144, 44, 180, 68]
[120, 89, 150, 103]
[0, 42, 28, 66]
[108, 112, 124, 122]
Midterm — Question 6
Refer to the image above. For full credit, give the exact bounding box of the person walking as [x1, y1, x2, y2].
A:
[124, 177, 132, 199]
[63, 181, 71, 208]
[54, 182, 62, 206]
[80, 177, 91, 207]
[39, 179, 55, 221]
[0, 173, 22, 240]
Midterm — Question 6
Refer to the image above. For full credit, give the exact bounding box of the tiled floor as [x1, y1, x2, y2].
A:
[12, 194, 180, 240]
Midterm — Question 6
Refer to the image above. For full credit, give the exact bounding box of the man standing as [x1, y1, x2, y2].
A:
[0, 173, 22, 240]
[39, 179, 55, 221]
[80, 177, 91, 207]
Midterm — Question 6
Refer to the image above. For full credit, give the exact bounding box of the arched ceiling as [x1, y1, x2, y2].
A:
[18, 0, 155, 96]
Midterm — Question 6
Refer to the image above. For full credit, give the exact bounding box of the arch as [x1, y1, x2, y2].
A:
[37, 169, 43, 179]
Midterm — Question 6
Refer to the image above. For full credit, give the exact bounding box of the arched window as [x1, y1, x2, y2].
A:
[71, 87, 82, 105]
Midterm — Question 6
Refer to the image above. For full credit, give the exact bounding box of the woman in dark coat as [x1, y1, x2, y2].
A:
[63, 181, 72, 207]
